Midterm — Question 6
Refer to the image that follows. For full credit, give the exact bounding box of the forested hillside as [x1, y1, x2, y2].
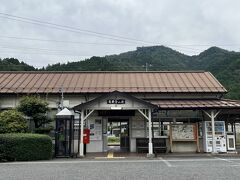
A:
[0, 58, 35, 71]
[191, 47, 240, 99]
[1, 46, 239, 99]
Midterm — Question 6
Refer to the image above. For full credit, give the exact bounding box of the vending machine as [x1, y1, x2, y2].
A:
[203, 121, 227, 153]
[226, 132, 236, 151]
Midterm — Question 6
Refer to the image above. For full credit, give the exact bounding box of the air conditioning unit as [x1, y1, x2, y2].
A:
[63, 100, 70, 108]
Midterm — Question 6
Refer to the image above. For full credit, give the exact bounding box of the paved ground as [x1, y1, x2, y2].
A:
[1, 156, 240, 180]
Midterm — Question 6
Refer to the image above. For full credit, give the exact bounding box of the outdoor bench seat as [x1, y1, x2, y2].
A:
[152, 138, 167, 153]
[136, 138, 148, 153]
[136, 138, 167, 153]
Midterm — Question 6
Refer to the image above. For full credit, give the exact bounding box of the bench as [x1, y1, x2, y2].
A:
[152, 138, 167, 153]
[136, 138, 167, 153]
[136, 138, 149, 153]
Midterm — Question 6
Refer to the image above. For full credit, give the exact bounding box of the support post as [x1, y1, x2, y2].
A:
[80, 109, 84, 157]
[211, 110, 216, 154]
[147, 109, 154, 157]
[203, 110, 220, 154]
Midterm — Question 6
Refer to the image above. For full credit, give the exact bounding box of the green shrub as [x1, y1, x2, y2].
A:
[34, 126, 53, 134]
[17, 96, 51, 128]
[0, 110, 27, 134]
[0, 133, 53, 161]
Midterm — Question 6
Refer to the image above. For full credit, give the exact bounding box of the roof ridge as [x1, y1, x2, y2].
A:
[0, 71, 208, 73]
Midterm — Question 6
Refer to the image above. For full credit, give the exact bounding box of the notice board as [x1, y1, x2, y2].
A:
[170, 123, 199, 153]
[171, 124, 196, 140]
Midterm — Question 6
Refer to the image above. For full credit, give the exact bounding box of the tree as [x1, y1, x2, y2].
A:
[0, 109, 27, 133]
[17, 96, 52, 128]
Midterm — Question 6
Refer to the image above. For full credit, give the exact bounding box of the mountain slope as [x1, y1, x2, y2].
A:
[0, 58, 35, 71]
[44, 46, 191, 71]
[191, 47, 240, 99]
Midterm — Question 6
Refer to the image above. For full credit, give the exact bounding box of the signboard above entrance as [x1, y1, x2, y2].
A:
[107, 99, 125, 104]
[98, 110, 135, 116]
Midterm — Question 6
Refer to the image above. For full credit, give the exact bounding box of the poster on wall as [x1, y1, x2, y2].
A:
[131, 119, 145, 137]
[89, 119, 102, 141]
[132, 129, 145, 138]
[171, 124, 196, 140]
[132, 119, 145, 129]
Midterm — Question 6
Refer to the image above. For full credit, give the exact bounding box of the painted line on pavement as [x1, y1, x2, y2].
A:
[94, 151, 126, 159]
[0, 160, 162, 165]
[214, 157, 233, 163]
[1, 157, 240, 165]
[159, 157, 172, 167]
[107, 152, 114, 158]
[166, 158, 240, 162]
[95, 157, 126, 159]
[214, 157, 240, 166]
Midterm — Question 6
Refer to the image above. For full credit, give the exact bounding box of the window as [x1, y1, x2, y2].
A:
[146, 120, 170, 137]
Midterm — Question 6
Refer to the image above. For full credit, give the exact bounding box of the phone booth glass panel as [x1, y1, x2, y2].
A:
[55, 116, 74, 157]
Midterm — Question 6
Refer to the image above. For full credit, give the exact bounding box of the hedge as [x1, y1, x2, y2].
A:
[0, 133, 53, 161]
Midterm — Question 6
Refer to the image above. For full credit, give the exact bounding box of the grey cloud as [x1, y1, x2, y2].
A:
[0, 0, 240, 67]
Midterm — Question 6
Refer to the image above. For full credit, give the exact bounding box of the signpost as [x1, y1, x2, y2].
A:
[107, 99, 125, 104]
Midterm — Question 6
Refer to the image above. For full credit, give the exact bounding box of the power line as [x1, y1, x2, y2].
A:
[0, 15, 140, 44]
[0, 12, 154, 43]
[0, 47, 199, 57]
[0, 35, 206, 55]
[0, 35, 138, 46]
[0, 35, 204, 53]
[0, 35, 239, 49]
[0, 44, 89, 54]
[0, 12, 223, 55]
[0, 35, 204, 55]
[0, 41, 238, 60]
[0, 12, 218, 52]
[0, 13, 154, 45]
[0, 40, 203, 56]
[0, 50, 93, 57]
[0, 12, 239, 56]
[1, 12, 240, 57]
[0, 42, 115, 56]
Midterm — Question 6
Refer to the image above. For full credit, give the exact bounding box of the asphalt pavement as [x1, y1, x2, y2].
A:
[1, 156, 240, 180]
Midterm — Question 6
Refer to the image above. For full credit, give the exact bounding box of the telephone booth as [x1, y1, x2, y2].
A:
[55, 108, 75, 157]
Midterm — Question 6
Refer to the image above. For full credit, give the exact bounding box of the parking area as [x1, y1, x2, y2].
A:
[1, 155, 240, 180]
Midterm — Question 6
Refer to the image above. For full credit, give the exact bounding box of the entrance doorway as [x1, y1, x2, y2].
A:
[107, 118, 130, 152]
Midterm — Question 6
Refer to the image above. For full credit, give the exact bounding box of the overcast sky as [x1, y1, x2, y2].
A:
[0, 0, 240, 68]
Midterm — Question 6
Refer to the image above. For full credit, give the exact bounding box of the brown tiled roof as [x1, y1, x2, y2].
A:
[150, 99, 240, 110]
[0, 71, 227, 94]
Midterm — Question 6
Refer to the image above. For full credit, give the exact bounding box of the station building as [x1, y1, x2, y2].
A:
[0, 71, 240, 157]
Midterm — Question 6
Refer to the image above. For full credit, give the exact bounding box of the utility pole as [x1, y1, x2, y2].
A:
[59, 87, 64, 110]
[144, 62, 152, 71]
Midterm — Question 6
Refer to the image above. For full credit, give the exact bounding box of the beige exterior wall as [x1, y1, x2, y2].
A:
[0, 92, 222, 111]
[0, 92, 213, 153]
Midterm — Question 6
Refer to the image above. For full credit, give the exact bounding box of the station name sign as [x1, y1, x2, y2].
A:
[107, 99, 125, 104]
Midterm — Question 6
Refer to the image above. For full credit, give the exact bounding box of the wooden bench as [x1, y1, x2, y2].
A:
[136, 138, 149, 153]
[136, 138, 167, 153]
[152, 138, 167, 153]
